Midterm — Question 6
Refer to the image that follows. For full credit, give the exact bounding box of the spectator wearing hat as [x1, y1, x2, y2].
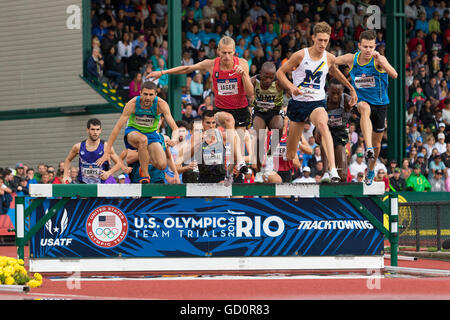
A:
[434, 132, 447, 154]
[406, 163, 431, 192]
[415, 152, 429, 176]
[117, 174, 128, 184]
[13, 163, 26, 186]
[389, 168, 406, 192]
[349, 152, 367, 181]
[428, 154, 446, 179]
[408, 123, 422, 144]
[430, 170, 446, 191]
[293, 166, 315, 183]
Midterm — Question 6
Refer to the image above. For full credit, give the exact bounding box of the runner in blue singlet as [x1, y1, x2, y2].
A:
[335, 30, 398, 185]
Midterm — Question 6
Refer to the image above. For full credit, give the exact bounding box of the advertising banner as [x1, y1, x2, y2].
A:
[30, 197, 384, 259]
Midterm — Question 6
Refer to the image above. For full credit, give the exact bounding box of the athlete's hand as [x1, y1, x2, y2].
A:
[96, 151, 111, 167]
[290, 85, 302, 97]
[146, 70, 163, 79]
[233, 64, 246, 75]
[372, 50, 380, 61]
[123, 167, 133, 174]
[100, 170, 113, 181]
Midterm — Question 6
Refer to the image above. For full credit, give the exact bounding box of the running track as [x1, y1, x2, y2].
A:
[1, 245, 450, 301]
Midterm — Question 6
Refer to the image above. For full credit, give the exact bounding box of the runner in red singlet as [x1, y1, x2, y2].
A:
[147, 36, 253, 185]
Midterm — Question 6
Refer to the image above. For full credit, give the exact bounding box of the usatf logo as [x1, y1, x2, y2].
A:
[42, 209, 73, 246]
[86, 205, 128, 248]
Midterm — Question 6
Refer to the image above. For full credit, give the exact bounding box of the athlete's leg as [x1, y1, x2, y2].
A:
[357, 101, 374, 154]
[369, 131, 384, 171]
[268, 114, 284, 146]
[309, 107, 336, 171]
[148, 142, 167, 171]
[253, 115, 268, 170]
[334, 144, 347, 182]
[126, 131, 151, 178]
[216, 111, 248, 174]
[314, 129, 327, 170]
[285, 121, 304, 161]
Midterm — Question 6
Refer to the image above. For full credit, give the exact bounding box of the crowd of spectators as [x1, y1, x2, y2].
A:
[0, 0, 448, 205]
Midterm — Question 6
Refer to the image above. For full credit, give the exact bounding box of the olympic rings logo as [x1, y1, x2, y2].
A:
[86, 205, 128, 248]
[95, 227, 119, 240]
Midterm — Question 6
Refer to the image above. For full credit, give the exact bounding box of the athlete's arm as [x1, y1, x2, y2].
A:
[158, 99, 178, 132]
[146, 59, 214, 79]
[328, 54, 358, 107]
[63, 143, 80, 183]
[237, 58, 254, 100]
[164, 136, 180, 184]
[96, 99, 136, 166]
[276, 49, 304, 96]
[106, 149, 133, 177]
[334, 53, 354, 68]
[373, 51, 398, 79]
[343, 93, 353, 112]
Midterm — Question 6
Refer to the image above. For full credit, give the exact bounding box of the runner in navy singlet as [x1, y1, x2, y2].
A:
[63, 118, 126, 184]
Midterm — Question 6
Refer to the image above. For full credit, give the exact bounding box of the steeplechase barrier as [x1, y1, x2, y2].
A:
[15, 182, 399, 273]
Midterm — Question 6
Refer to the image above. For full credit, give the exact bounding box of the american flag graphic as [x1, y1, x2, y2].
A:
[98, 215, 116, 227]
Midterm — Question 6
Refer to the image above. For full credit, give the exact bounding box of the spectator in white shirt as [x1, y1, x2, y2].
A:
[434, 133, 447, 154]
[293, 166, 315, 183]
[349, 152, 368, 181]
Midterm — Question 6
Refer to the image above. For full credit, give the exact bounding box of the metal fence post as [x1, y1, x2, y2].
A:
[389, 193, 399, 266]
[14, 196, 26, 261]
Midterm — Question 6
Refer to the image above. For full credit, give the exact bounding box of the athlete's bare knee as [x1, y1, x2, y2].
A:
[357, 102, 370, 115]
[137, 135, 148, 147]
[316, 120, 329, 133]
[217, 112, 235, 129]
[153, 159, 167, 171]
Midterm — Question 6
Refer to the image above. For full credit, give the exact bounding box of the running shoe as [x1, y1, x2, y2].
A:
[321, 172, 331, 183]
[365, 169, 375, 186]
[330, 168, 341, 183]
[138, 176, 150, 184]
[139, 167, 150, 184]
[224, 174, 233, 187]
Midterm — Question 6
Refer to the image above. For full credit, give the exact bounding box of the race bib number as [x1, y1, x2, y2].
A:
[354, 75, 376, 88]
[81, 165, 101, 178]
[81, 163, 102, 183]
[328, 115, 343, 127]
[256, 101, 276, 110]
[217, 79, 238, 95]
[134, 115, 155, 127]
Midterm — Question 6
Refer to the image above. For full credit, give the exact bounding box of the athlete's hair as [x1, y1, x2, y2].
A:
[218, 36, 235, 49]
[261, 61, 276, 72]
[359, 30, 376, 42]
[202, 110, 216, 120]
[313, 22, 331, 35]
[141, 81, 158, 91]
[176, 120, 189, 129]
[329, 78, 343, 87]
[87, 118, 101, 128]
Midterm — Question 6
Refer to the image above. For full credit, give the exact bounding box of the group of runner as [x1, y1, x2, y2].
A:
[62, 22, 397, 187]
